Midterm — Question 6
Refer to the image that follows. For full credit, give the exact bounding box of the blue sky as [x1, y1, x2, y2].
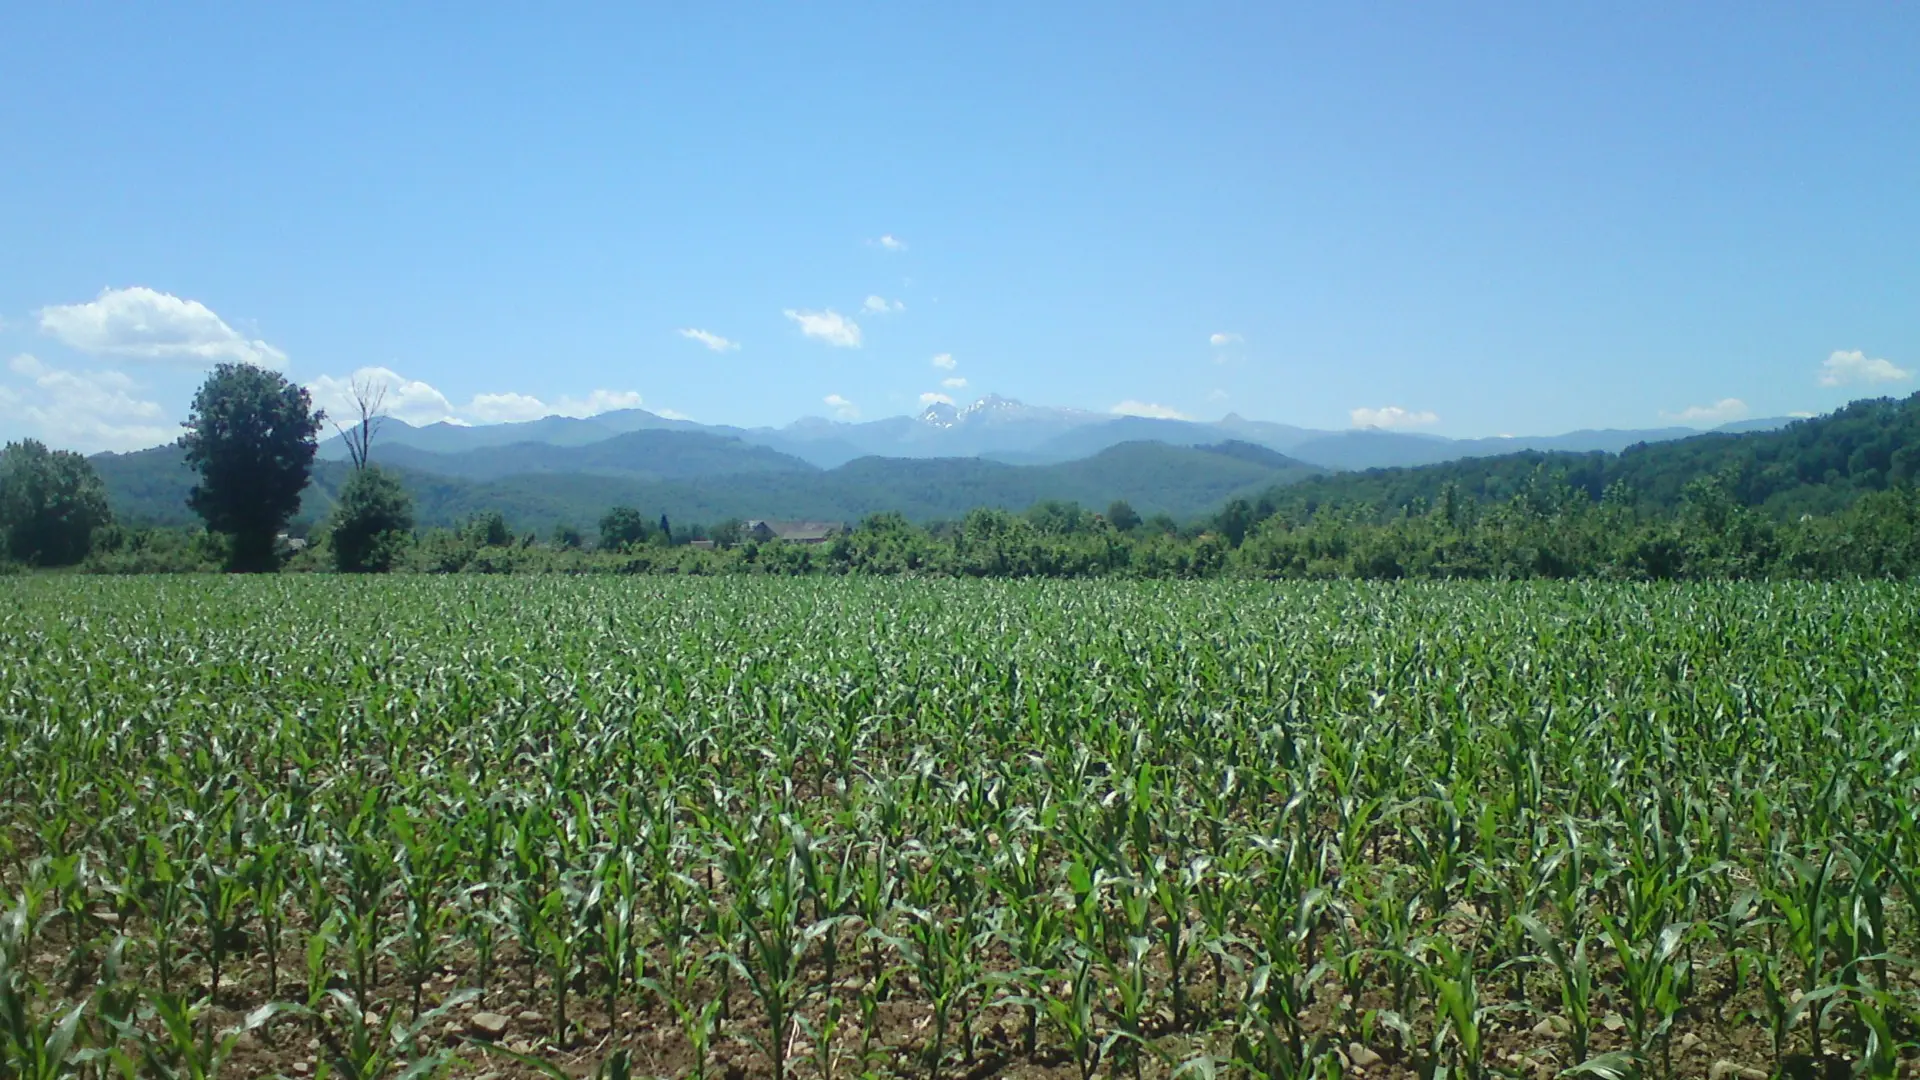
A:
[2, 4, 1916, 451]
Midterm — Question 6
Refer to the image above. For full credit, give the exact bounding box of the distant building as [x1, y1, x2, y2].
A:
[744, 520, 844, 544]
[688, 539, 716, 550]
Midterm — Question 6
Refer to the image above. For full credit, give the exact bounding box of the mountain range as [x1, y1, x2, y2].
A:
[313, 394, 1791, 473]
[88, 394, 1811, 534]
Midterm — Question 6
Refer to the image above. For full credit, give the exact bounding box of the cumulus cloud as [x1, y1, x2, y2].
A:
[941, 377, 967, 389]
[862, 295, 905, 315]
[1350, 405, 1440, 430]
[0, 353, 173, 452]
[873, 235, 907, 252]
[1209, 332, 1243, 347]
[930, 353, 956, 370]
[919, 392, 955, 406]
[1111, 400, 1192, 421]
[38, 286, 288, 369]
[307, 367, 458, 426]
[465, 392, 551, 424]
[678, 328, 739, 352]
[654, 408, 694, 421]
[1662, 398, 1748, 424]
[783, 309, 863, 347]
[823, 394, 859, 420]
[1819, 349, 1910, 387]
[307, 367, 645, 427]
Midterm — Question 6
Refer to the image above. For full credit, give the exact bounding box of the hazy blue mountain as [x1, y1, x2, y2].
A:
[369, 429, 817, 483]
[94, 438, 1322, 532]
[314, 393, 1762, 473]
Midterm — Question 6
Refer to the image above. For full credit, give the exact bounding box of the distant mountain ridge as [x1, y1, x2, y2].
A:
[317, 394, 1791, 473]
[97, 438, 1324, 532]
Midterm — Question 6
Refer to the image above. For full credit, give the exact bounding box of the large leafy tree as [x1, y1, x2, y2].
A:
[0, 439, 113, 566]
[180, 363, 324, 572]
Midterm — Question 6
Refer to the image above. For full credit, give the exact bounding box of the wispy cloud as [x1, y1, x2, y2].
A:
[1208, 332, 1242, 347]
[1661, 398, 1748, 424]
[873, 235, 907, 252]
[862, 295, 905, 315]
[1350, 405, 1440, 430]
[783, 309, 863, 347]
[38, 286, 287, 369]
[919, 392, 954, 406]
[823, 393, 859, 419]
[941, 377, 967, 389]
[0, 353, 173, 452]
[1111, 400, 1192, 421]
[930, 353, 956, 370]
[678, 328, 739, 352]
[1819, 349, 1910, 387]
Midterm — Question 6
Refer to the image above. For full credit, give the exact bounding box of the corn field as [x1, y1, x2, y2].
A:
[2, 577, 1917, 1080]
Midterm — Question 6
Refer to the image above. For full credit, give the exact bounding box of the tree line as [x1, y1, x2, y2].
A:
[4, 365, 1919, 579]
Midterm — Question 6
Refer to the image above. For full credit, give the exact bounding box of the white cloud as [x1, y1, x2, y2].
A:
[1111, 400, 1192, 421]
[465, 392, 550, 424]
[654, 408, 693, 421]
[1350, 405, 1440, 430]
[823, 393, 859, 420]
[0, 353, 173, 452]
[941, 377, 967, 389]
[1788, 410, 1816, 419]
[783, 309, 863, 347]
[1207, 388, 1229, 402]
[1209, 332, 1243, 347]
[930, 353, 956, 370]
[678, 328, 739, 352]
[38, 286, 288, 370]
[919, 392, 954, 406]
[307, 367, 646, 427]
[862, 295, 905, 315]
[874, 235, 907, 252]
[308, 367, 458, 427]
[1662, 398, 1748, 424]
[552, 389, 645, 417]
[1818, 349, 1910, 387]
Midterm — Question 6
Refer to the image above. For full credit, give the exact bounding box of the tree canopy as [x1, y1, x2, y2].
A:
[0, 439, 113, 566]
[180, 363, 324, 571]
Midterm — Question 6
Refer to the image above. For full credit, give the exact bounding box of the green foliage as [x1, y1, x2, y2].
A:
[1106, 499, 1142, 532]
[328, 466, 415, 573]
[0, 439, 113, 566]
[179, 363, 324, 571]
[597, 505, 649, 551]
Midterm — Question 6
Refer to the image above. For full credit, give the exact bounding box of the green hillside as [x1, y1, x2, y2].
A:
[1258, 394, 1920, 519]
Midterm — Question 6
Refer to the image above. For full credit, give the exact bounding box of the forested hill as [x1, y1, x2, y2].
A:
[1256, 394, 1920, 520]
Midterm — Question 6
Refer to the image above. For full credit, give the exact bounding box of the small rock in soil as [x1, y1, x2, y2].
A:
[507, 1039, 532, 1054]
[1710, 1062, 1768, 1080]
[517, 1010, 545, 1025]
[292, 1064, 311, 1076]
[1601, 1013, 1626, 1032]
[1347, 1043, 1383, 1069]
[468, 1012, 512, 1039]
[1531, 1016, 1570, 1038]
[1679, 1033, 1703, 1054]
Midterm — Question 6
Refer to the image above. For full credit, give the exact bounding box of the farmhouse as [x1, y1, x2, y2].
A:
[744, 520, 844, 544]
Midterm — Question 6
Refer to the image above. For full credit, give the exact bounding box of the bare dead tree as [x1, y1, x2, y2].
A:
[335, 374, 389, 470]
